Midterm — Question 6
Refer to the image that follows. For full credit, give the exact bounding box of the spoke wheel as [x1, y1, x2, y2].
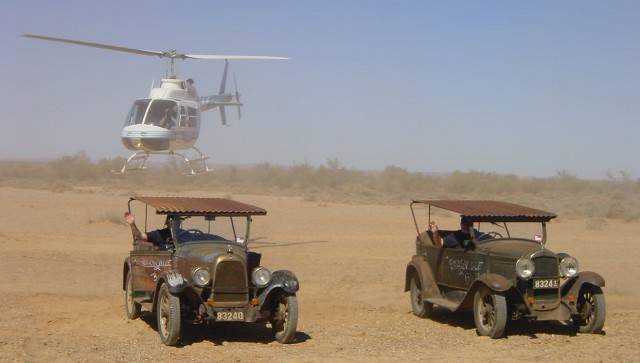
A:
[271, 294, 298, 344]
[473, 286, 507, 338]
[410, 275, 433, 318]
[572, 285, 606, 334]
[156, 283, 181, 346]
[125, 271, 141, 319]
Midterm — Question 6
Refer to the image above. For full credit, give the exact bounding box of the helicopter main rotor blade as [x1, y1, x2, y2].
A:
[22, 34, 166, 58]
[184, 54, 289, 60]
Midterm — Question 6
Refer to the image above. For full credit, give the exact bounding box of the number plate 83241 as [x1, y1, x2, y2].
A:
[216, 311, 245, 321]
[533, 278, 559, 289]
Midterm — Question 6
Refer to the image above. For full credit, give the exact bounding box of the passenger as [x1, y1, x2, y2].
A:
[158, 107, 177, 129]
[428, 217, 490, 248]
[186, 78, 198, 98]
[124, 212, 181, 249]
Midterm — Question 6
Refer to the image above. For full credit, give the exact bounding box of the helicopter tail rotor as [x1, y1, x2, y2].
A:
[219, 60, 229, 95]
[219, 106, 228, 126]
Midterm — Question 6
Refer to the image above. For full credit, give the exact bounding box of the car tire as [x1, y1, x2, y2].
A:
[125, 271, 141, 320]
[572, 285, 606, 334]
[473, 286, 507, 338]
[271, 293, 298, 344]
[410, 275, 433, 318]
[156, 283, 181, 346]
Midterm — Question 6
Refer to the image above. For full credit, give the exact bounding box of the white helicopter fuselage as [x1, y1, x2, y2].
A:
[121, 78, 202, 152]
[120, 77, 239, 153]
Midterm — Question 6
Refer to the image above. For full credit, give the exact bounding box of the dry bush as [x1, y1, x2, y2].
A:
[2, 154, 639, 221]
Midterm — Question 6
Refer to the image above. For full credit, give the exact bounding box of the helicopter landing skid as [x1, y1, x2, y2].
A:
[111, 151, 150, 174]
[112, 147, 212, 175]
[172, 146, 213, 176]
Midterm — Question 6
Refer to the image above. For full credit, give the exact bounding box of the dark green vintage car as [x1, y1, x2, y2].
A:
[405, 200, 605, 338]
[123, 196, 299, 345]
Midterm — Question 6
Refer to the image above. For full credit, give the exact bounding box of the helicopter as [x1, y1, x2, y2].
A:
[22, 34, 288, 174]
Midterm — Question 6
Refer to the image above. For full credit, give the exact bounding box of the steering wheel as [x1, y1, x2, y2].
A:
[177, 228, 204, 239]
[486, 231, 503, 239]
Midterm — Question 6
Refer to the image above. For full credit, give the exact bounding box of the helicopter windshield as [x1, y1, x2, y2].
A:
[124, 99, 150, 126]
[144, 99, 178, 129]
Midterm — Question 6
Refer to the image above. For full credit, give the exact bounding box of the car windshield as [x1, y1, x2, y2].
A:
[171, 215, 249, 245]
[475, 221, 545, 242]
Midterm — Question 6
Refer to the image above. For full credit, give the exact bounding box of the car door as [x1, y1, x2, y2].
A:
[130, 250, 173, 292]
[437, 247, 486, 290]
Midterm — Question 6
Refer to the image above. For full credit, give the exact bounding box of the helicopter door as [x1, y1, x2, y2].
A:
[187, 107, 200, 130]
[179, 106, 189, 127]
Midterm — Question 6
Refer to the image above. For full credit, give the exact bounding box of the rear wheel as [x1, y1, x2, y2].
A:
[271, 294, 298, 344]
[473, 286, 507, 338]
[409, 275, 433, 318]
[124, 271, 141, 320]
[156, 283, 181, 346]
[572, 285, 606, 333]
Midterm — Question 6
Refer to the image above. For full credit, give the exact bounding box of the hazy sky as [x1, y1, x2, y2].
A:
[2, 1, 638, 178]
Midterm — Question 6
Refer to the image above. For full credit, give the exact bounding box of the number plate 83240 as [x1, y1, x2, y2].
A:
[216, 311, 245, 321]
[533, 278, 559, 289]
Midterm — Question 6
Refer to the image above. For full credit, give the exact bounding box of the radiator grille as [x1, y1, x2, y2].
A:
[533, 256, 558, 277]
[213, 260, 248, 303]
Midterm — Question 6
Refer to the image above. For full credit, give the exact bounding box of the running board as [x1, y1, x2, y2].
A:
[425, 297, 460, 311]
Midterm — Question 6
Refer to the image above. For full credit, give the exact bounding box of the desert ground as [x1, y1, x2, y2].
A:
[0, 186, 639, 362]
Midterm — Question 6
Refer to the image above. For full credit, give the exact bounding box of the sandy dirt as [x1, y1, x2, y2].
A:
[0, 186, 639, 362]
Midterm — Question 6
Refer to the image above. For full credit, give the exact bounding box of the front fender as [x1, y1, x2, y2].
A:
[158, 271, 188, 294]
[458, 273, 514, 311]
[562, 271, 605, 297]
[151, 271, 189, 311]
[257, 270, 299, 306]
[404, 255, 439, 300]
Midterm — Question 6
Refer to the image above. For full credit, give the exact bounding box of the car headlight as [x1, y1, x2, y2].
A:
[559, 256, 579, 277]
[252, 267, 272, 288]
[192, 267, 210, 287]
[516, 257, 535, 279]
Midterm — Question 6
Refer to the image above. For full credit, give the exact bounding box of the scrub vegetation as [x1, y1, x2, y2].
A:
[1, 152, 638, 221]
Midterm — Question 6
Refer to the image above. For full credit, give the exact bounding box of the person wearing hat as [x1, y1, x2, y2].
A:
[428, 217, 489, 248]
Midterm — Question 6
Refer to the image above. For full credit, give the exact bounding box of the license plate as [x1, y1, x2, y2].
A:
[533, 278, 559, 289]
[216, 311, 245, 321]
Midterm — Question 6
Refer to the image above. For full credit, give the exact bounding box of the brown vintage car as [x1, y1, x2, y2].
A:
[405, 200, 605, 338]
[123, 196, 299, 345]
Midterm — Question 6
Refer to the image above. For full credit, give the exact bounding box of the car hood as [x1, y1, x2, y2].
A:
[176, 241, 246, 264]
[477, 239, 555, 258]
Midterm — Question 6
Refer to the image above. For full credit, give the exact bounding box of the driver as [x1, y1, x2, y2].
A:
[428, 217, 491, 248]
[124, 212, 181, 249]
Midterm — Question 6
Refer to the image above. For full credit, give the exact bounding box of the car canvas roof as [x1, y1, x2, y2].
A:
[412, 199, 556, 222]
[131, 196, 267, 216]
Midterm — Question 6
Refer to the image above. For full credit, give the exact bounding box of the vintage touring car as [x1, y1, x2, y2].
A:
[123, 196, 299, 345]
[405, 200, 605, 338]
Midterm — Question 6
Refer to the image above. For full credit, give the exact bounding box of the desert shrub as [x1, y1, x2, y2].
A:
[2, 154, 639, 220]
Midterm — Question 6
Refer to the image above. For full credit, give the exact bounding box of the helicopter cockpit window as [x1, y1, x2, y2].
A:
[124, 99, 150, 126]
[144, 100, 179, 129]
